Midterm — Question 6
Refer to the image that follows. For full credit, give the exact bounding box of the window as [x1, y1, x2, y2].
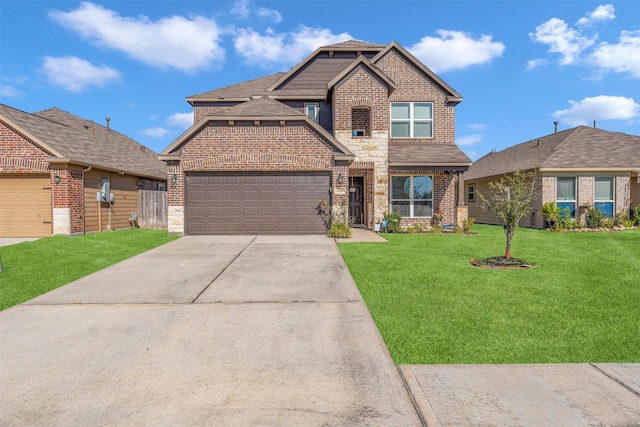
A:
[390, 175, 433, 217]
[556, 177, 576, 217]
[390, 102, 433, 138]
[594, 176, 614, 217]
[351, 107, 370, 137]
[305, 103, 319, 122]
[468, 184, 476, 202]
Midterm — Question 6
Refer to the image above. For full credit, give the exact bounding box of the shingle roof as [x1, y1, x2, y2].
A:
[210, 96, 305, 117]
[1, 104, 166, 180]
[187, 73, 285, 101]
[466, 126, 640, 180]
[389, 143, 472, 167]
[319, 40, 386, 49]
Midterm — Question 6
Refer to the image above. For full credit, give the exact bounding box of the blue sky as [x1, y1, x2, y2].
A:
[1, 0, 639, 159]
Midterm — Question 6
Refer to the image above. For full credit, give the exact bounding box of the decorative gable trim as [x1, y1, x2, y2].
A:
[372, 41, 463, 104]
[326, 56, 396, 96]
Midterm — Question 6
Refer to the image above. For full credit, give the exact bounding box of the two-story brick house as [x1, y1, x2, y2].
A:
[160, 40, 471, 235]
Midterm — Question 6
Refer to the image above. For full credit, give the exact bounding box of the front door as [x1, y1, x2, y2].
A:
[348, 176, 364, 226]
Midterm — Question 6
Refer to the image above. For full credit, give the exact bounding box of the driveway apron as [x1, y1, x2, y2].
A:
[0, 235, 421, 426]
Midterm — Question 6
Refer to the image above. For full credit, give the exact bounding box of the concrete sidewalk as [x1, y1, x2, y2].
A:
[0, 235, 421, 426]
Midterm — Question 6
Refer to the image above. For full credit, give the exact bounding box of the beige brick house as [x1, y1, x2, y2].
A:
[160, 40, 471, 235]
[0, 104, 166, 237]
[465, 126, 640, 228]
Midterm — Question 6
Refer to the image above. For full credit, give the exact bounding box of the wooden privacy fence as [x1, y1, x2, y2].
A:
[138, 190, 167, 229]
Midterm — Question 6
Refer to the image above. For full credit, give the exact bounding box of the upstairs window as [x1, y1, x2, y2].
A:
[594, 176, 614, 217]
[351, 107, 370, 137]
[390, 102, 433, 138]
[305, 103, 319, 123]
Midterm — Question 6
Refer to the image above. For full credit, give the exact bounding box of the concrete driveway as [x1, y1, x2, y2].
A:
[0, 235, 421, 426]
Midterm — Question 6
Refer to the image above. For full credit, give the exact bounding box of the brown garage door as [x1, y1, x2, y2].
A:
[0, 175, 52, 237]
[186, 173, 330, 235]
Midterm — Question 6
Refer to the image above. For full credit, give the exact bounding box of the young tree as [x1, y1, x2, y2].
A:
[479, 170, 538, 259]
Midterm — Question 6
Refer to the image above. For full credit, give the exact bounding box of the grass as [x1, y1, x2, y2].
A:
[0, 229, 178, 310]
[338, 224, 640, 364]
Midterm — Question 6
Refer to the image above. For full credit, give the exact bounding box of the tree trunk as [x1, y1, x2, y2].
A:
[505, 228, 513, 259]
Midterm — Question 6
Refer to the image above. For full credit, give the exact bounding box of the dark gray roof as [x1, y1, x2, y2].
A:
[320, 40, 386, 50]
[188, 73, 285, 101]
[1, 104, 166, 180]
[389, 143, 472, 167]
[210, 96, 305, 117]
[466, 126, 640, 180]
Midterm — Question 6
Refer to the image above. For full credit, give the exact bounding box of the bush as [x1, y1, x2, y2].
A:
[328, 221, 351, 238]
[384, 211, 403, 233]
[461, 217, 476, 233]
[632, 206, 640, 226]
[541, 202, 560, 228]
[586, 206, 605, 228]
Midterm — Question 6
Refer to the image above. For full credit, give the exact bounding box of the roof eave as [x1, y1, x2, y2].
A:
[0, 114, 65, 158]
[46, 157, 166, 180]
[390, 162, 472, 167]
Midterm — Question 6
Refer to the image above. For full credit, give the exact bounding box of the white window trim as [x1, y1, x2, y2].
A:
[556, 176, 577, 216]
[390, 102, 434, 138]
[390, 175, 434, 218]
[594, 176, 615, 216]
[305, 103, 319, 122]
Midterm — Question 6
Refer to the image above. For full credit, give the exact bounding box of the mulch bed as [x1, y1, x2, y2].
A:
[470, 257, 538, 270]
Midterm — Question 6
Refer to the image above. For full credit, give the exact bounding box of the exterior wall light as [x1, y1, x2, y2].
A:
[54, 175, 61, 184]
[171, 173, 177, 187]
[337, 173, 344, 185]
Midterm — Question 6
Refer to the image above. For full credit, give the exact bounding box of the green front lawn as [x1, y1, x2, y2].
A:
[338, 224, 640, 364]
[0, 229, 178, 310]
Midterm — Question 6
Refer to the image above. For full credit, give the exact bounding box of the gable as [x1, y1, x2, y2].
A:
[373, 43, 462, 104]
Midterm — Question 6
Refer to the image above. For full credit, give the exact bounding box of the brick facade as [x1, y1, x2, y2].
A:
[165, 42, 465, 234]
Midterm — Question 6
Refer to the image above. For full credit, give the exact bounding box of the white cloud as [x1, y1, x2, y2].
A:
[530, 18, 595, 65]
[577, 4, 615, 26]
[41, 56, 120, 92]
[553, 95, 640, 126]
[49, 2, 225, 73]
[257, 7, 282, 23]
[457, 134, 483, 146]
[463, 149, 477, 160]
[167, 112, 193, 128]
[408, 30, 505, 73]
[526, 58, 549, 70]
[143, 127, 169, 138]
[231, 0, 251, 19]
[468, 123, 488, 130]
[234, 26, 352, 68]
[0, 85, 24, 98]
[590, 30, 640, 78]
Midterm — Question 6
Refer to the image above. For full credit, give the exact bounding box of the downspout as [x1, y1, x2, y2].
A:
[82, 166, 92, 234]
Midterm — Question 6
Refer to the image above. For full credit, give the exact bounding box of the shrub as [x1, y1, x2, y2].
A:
[328, 221, 351, 238]
[384, 211, 403, 233]
[461, 217, 476, 233]
[586, 206, 605, 228]
[614, 210, 629, 227]
[541, 202, 560, 228]
[603, 217, 615, 228]
[632, 206, 640, 226]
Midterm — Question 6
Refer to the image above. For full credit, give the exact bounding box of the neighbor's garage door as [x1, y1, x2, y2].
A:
[0, 175, 52, 237]
[186, 173, 330, 235]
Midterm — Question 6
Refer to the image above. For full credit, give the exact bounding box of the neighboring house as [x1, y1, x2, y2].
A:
[0, 104, 166, 237]
[160, 40, 471, 235]
[465, 125, 640, 229]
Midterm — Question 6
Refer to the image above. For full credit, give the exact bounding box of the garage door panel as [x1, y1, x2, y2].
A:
[186, 173, 329, 235]
[0, 176, 51, 237]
